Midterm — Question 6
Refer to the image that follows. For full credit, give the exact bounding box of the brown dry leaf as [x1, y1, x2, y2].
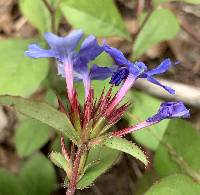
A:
[125, 19, 139, 35]
[145, 43, 167, 59]
[0, 147, 21, 173]
[0, 0, 15, 34]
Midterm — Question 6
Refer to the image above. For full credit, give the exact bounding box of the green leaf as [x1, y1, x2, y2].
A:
[133, 9, 179, 57]
[136, 171, 158, 195]
[183, 0, 200, 3]
[44, 89, 58, 107]
[19, 153, 56, 195]
[89, 52, 114, 68]
[77, 146, 119, 189]
[0, 169, 26, 195]
[15, 118, 51, 157]
[0, 39, 49, 97]
[60, 0, 130, 40]
[0, 95, 79, 143]
[104, 137, 148, 166]
[50, 151, 69, 172]
[145, 174, 200, 195]
[154, 120, 200, 178]
[19, 0, 51, 33]
[126, 91, 170, 150]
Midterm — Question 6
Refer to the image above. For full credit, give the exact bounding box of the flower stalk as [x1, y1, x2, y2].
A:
[111, 121, 156, 137]
[66, 144, 87, 195]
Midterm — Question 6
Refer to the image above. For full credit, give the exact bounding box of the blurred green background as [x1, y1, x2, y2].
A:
[0, 0, 200, 194]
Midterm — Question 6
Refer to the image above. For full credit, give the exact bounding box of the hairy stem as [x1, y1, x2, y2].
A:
[61, 135, 70, 161]
[111, 121, 156, 137]
[66, 145, 87, 195]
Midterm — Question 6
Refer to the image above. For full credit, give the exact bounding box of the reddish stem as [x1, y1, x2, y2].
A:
[111, 121, 156, 137]
[61, 135, 70, 161]
[70, 143, 75, 162]
[66, 145, 86, 195]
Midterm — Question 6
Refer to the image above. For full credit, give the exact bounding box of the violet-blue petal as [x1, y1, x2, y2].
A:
[129, 61, 147, 78]
[139, 59, 175, 94]
[73, 35, 103, 75]
[103, 43, 130, 65]
[110, 61, 147, 86]
[64, 29, 84, 51]
[146, 76, 175, 94]
[25, 44, 56, 58]
[44, 30, 83, 52]
[79, 35, 103, 61]
[90, 64, 116, 80]
[146, 101, 190, 122]
[145, 58, 172, 76]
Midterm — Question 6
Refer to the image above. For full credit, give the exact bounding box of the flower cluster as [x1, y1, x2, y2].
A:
[26, 29, 190, 195]
[26, 29, 189, 140]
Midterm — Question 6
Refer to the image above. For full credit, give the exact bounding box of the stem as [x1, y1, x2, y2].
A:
[42, 0, 54, 13]
[111, 121, 156, 137]
[42, 0, 60, 33]
[133, 119, 200, 183]
[134, 11, 152, 44]
[83, 75, 91, 99]
[66, 145, 87, 195]
[150, 130, 200, 184]
[166, 143, 200, 184]
[133, 0, 153, 51]
[61, 135, 70, 161]
[51, 14, 56, 34]
[70, 143, 75, 160]
[64, 59, 74, 104]
[105, 74, 136, 116]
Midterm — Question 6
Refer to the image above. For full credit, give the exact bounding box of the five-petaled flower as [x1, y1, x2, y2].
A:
[103, 43, 175, 93]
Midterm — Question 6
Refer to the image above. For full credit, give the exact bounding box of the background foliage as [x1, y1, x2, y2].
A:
[0, 0, 200, 194]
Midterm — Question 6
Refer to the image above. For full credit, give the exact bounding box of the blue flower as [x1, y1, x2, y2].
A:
[89, 64, 116, 80]
[26, 30, 107, 81]
[103, 43, 147, 83]
[25, 30, 112, 98]
[140, 59, 175, 94]
[26, 30, 83, 61]
[103, 43, 175, 94]
[146, 102, 190, 122]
